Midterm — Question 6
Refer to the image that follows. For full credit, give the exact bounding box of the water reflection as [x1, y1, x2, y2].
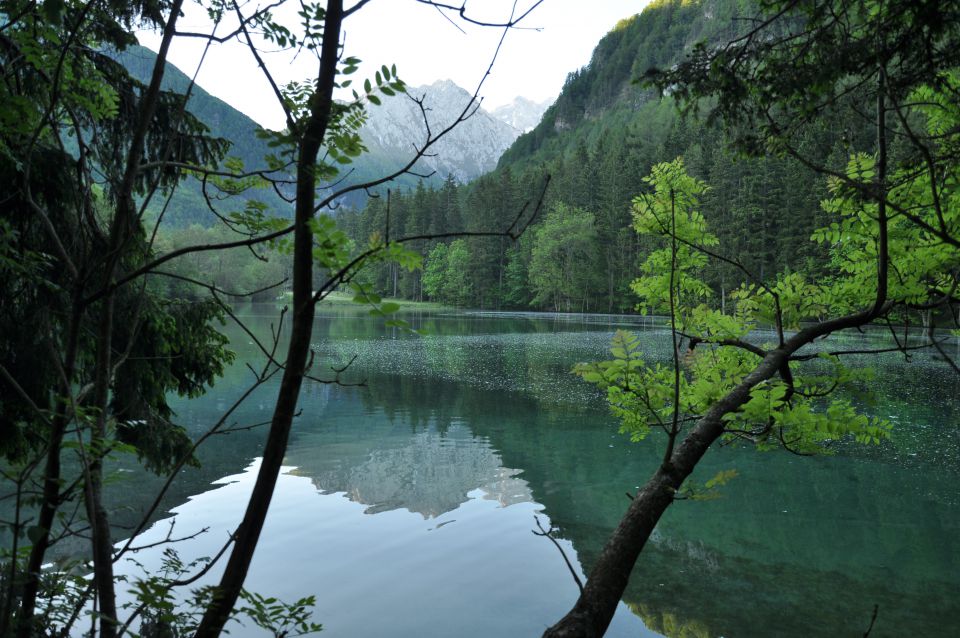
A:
[120, 460, 652, 638]
[287, 421, 532, 517]
[116, 306, 958, 638]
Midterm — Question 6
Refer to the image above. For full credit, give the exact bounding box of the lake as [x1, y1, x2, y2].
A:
[111, 304, 960, 637]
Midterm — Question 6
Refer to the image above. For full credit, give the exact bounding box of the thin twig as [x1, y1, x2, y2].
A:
[863, 604, 879, 637]
[532, 516, 583, 594]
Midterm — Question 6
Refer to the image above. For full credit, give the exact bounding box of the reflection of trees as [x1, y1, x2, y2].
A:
[301, 312, 959, 638]
[95, 309, 959, 638]
[511, 419, 959, 637]
[626, 604, 710, 638]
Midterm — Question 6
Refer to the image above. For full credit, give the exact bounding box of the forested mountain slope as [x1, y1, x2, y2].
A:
[497, 0, 743, 168]
[112, 46, 292, 225]
[115, 46, 273, 177]
[341, 0, 873, 313]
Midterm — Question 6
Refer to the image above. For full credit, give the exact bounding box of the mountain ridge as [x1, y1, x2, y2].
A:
[117, 46, 551, 219]
[498, 0, 744, 168]
[491, 96, 553, 133]
[358, 79, 522, 187]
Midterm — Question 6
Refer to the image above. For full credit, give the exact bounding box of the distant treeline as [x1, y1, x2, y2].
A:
[333, 0, 875, 313]
[335, 99, 867, 313]
[154, 0, 872, 314]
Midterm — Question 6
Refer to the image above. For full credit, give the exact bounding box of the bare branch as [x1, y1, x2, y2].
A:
[532, 516, 583, 594]
[123, 519, 210, 553]
[416, 0, 546, 29]
[863, 605, 879, 637]
[232, 0, 296, 131]
[0, 365, 50, 426]
[684, 334, 767, 359]
[172, 0, 288, 43]
[112, 364, 282, 563]
[151, 270, 287, 299]
[82, 224, 294, 306]
[343, 0, 375, 18]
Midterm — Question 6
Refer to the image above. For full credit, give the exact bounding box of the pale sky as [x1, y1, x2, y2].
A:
[138, 1, 650, 130]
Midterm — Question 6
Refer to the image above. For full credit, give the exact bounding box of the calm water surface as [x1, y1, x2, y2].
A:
[113, 305, 960, 637]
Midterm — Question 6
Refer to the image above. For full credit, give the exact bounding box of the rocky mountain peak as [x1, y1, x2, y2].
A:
[491, 96, 553, 133]
[358, 80, 544, 185]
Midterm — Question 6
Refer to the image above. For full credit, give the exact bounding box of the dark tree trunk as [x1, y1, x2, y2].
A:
[15, 304, 81, 638]
[83, 5, 188, 633]
[542, 346, 787, 637]
[193, 3, 344, 636]
[543, 301, 884, 636]
[87, 294, 119, 638]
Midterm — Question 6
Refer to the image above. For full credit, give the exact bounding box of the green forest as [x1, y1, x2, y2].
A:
[316, 0, 872, 315]
[1, 0, 959, 637]
[152, 0, 859, 314]
[143, 0, 893, 318]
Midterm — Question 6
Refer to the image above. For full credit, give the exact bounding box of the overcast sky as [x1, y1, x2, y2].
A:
[138, 1, 649, 130]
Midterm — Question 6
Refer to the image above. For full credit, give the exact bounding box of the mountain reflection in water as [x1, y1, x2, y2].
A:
[108, 306, 958, 638]
[287, 422, 532, 517]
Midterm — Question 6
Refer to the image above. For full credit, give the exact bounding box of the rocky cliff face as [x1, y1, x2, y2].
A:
[491, 96, 552, 133]
[359, 80, 545, 184]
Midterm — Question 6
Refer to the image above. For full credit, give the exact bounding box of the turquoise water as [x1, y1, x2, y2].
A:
[112, 306, 960, 637]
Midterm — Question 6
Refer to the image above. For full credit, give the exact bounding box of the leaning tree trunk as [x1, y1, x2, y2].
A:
[543, 294, 885, 637]
[86, 293, 120, 638]
[542, 343, 790, 637]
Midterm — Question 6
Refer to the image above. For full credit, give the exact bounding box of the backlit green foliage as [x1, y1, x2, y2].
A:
[811, 86, 960, 315]
[630, 159, 717, 315]
[422, 239, 473, 307]
[577, 159, 894, 455]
